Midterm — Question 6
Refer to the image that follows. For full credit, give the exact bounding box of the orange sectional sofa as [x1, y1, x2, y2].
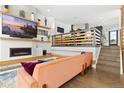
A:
[16, 52, 92, 88]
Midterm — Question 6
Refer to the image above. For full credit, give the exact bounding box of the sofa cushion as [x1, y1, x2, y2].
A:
[81, 51, 86, 54]
[21, 62, 41, 76]
[38, 58, 55, 63]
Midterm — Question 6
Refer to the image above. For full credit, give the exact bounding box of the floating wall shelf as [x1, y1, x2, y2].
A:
[0, 37, 50, 43]
[37, 25, 51, 30]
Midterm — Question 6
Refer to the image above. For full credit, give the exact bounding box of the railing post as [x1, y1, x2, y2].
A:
[93, 28, 96, 46]
[52, 35, 54, 46]
[60, 34, 62, 46]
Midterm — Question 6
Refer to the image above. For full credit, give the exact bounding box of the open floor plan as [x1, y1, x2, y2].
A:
[0, 5, 124, 88]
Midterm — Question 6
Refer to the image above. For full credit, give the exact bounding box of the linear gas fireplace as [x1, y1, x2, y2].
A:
[10, 48, 32, 57]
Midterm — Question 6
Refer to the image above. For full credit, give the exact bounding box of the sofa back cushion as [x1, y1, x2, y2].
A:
[32, 55, 83, 88]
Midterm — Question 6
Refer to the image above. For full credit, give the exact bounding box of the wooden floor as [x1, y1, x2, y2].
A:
[61, 68, 124, 88]
[61, 46, 124, 88]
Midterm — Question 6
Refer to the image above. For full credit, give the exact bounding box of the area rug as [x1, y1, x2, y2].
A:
[0, 70, 17, 88]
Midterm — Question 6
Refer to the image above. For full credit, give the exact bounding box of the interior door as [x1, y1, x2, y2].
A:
[109, 31, 118, 46]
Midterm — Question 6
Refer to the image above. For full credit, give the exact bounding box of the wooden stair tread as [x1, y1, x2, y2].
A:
[101, 46, 120, 49]
[99, 53, 120, 57]
[97, 61, 120, 68]
[97, 46, 120, 74]
[98, 58, 120, 62]
[99, 54, 120, 58]
[100, 49, 120, 53]
[96, 64, 120, 74]
[99, 56, 120, 61]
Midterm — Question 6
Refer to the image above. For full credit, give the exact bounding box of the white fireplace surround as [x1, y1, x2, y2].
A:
[0, 39, 51, 60]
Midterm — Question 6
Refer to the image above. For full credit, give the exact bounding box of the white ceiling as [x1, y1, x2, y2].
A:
[33, 5, 121, 26]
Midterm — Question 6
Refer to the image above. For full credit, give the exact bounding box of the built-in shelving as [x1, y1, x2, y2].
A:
[0, 12, 51, 42]
[52, 28, 101, 46]
[0, 36, 50, 43]
[1, 12, 37, 23]
[1, 12, 51, 30]
[37, 25, 51, 30]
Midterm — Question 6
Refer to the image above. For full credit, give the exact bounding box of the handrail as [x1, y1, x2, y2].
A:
[52, 28, 101, 46]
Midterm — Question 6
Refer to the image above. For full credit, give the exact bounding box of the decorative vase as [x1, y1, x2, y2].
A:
[37, 18, 41, 25]
[3, 5, 9, 13]
[19, 10, 25, 18]
[71, 25, 74, 32]
[44, 17, 47, 26]
[47, 35, 50, 41]
[31, 12, 35, 21]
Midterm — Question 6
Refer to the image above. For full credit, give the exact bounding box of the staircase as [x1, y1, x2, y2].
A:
[97, 46, 120, 74]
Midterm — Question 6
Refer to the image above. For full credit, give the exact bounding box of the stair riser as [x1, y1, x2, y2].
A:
[96, 65, 120, 74]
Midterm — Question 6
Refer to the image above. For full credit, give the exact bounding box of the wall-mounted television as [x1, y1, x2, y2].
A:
[2, 14, 37, 38]
[57, 27, 64, 33]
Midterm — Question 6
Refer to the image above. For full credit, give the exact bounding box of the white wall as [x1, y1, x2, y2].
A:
[0, 39, 51, 60]
[0, 13, 2, 59]
[9, 5, 38, 21]
[102, 24, 120, 46]
[0, 5, 52, 60]
[0, 40, 33, 60]
[54, 20, 71, 35]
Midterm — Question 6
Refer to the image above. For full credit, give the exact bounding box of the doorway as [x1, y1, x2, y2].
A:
[109, 30, 118, 46]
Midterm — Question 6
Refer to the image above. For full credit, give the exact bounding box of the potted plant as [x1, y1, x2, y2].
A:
[47, 35, 50, 41]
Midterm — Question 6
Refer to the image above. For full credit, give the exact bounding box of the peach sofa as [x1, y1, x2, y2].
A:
[16, 52, 92, 88]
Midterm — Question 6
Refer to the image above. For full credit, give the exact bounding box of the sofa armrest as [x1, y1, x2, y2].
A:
[16, 68, 38, 88]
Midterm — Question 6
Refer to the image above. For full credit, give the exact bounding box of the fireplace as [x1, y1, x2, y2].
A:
[10, 48, 32, 57]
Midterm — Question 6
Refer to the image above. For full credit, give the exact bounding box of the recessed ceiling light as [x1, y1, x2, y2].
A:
[99, 17, 103, 20]
[74, 16, 78, 19]
[47, 9, 50, 12]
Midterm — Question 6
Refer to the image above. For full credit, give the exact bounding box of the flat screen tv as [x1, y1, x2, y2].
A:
[57, 27, 64, 33]
[2, 14, 37, 38]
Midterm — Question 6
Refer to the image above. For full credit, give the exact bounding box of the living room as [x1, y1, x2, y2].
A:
[0, 4, 124, 88]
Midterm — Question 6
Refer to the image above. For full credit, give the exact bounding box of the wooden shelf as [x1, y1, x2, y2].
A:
[0, 37, 51, 43]
[1, 12, 37, 23]
[1, 12, 51, 30]
[38, 25, 51, 30]
[0, 53, 61, 66]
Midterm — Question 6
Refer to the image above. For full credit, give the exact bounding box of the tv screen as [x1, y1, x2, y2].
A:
[57, 27, 64, 33]
[2, 14, 37, 38]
